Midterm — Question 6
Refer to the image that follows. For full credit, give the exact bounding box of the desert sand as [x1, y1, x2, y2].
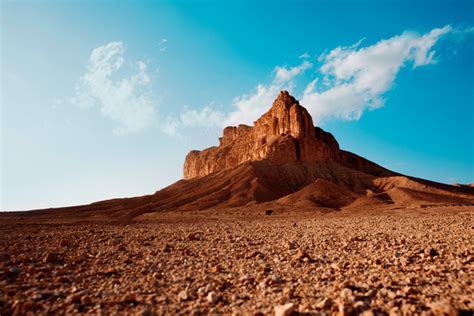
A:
[1, 208, 473, 315]
[1, 92, 473, 315]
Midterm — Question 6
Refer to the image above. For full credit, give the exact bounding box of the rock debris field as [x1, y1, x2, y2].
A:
[1, 210, 473, 315]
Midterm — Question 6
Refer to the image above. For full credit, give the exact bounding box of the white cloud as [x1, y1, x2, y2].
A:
[302, 25, 453, 123]
[177, 25, 464, 131]
[223, 83, 289, 126]
[166, 60, 313, 130]
[180, 105, 226, 127]
[68, 41, 158, 134]
[75, 26, 468, 137]
[170, 24, 458, 132]
[299, 52, 310, 59]
[162, 105, 226, 136]
[222, 61, 312, 126]
[274, 60, 313, 82]
[161, 116, 180, 136]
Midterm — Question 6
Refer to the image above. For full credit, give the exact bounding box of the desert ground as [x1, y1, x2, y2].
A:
[1, 206, 473, 316]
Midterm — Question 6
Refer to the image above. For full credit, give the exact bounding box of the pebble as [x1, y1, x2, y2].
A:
[274, 302, 295, 316]
[207, 291, 218, 303]
[315, 297, 332, 309]
[293, 248, 311, 261]
[122, 293, 137, 303]
[43, 252, 61, 263]
[80, 295, 92, 305]
[59, 239, 70, 247]
[338, 302, 354, 316]
[177, 290, 189, 301]
[429, 301, 458, 316]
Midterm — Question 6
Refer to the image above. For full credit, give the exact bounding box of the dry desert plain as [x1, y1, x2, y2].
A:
[0, 205, 473, 316]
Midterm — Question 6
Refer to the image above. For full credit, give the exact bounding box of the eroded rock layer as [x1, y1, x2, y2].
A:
[184, 91, 345, 179]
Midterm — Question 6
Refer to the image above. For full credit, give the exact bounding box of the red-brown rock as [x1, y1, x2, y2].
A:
[184, 91, 341, 179]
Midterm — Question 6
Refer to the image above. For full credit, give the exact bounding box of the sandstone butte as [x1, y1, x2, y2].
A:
[8, 91, 474, 221]
[184, 90, 391, 180]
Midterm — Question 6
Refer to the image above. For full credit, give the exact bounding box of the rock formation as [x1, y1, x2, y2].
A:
[184, 91, 388, 179]
[13, 91, 474, 221]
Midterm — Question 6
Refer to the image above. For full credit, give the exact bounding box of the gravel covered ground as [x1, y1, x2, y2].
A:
[1, 210, 473, 315]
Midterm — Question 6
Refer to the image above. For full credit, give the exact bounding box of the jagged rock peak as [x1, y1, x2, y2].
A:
[272, 90, 298, 109]
[255, 90, 315, 140]
[183, 91, 340, 179]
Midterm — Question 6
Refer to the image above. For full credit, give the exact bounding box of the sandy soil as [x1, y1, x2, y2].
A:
[1, 207, 473, 316]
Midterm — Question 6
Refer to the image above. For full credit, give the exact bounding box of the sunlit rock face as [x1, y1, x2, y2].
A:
[183, 91, 341, 179]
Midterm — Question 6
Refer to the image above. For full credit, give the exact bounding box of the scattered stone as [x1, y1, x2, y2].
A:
[59, 239, 70, 247]
[293, 248, 311, 262]
[80, 295, 92, 305]
[338, 302, 354, 316]
[428, 301, 458, 316]
[274, 302, 295, 316]
[270, 273, 283, 284]
[401, 286, 417, 296]
[315, 297, 332, 309]
[43, 252, 61, 264]
[339, 288, 353, 302]
[187, 232, 201, 241]
[162, 244, 172, 252]
[6, 266, 21, 278]
[177, 290, 189, 302]
[284, 240, 296, 250]
[265, 210, 274, 216]
[425, 248, 439, 257]
[207, 291, 218, 303]
[282, 287, 294, 299]
[66, 293, 82, 304]
[122, 293, 137, 303]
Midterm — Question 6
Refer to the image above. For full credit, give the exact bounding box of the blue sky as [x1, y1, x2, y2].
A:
[1, 0, 473, 211]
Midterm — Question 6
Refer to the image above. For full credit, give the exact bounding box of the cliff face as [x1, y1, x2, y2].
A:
[184, 91, 344, 179]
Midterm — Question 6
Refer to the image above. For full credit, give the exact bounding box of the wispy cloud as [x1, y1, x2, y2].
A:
[274, 60, 313, 82]
[180, 105, 226, 127]
[159, 38, 167, 52]
[163, 60, 313, 132]
[67, 25, 472, 137]
[299, 52, 310, 59]
[176, 25, 471, 131]
[302, 25, 454, 123]
[68, 41, 158, 135]
[162, 105, 226, 136]
[225, 60, 313, 126]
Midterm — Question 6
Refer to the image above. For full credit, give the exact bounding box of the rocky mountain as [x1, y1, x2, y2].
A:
[10, 91, 474, 222]
[184, 91, 391, 179]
